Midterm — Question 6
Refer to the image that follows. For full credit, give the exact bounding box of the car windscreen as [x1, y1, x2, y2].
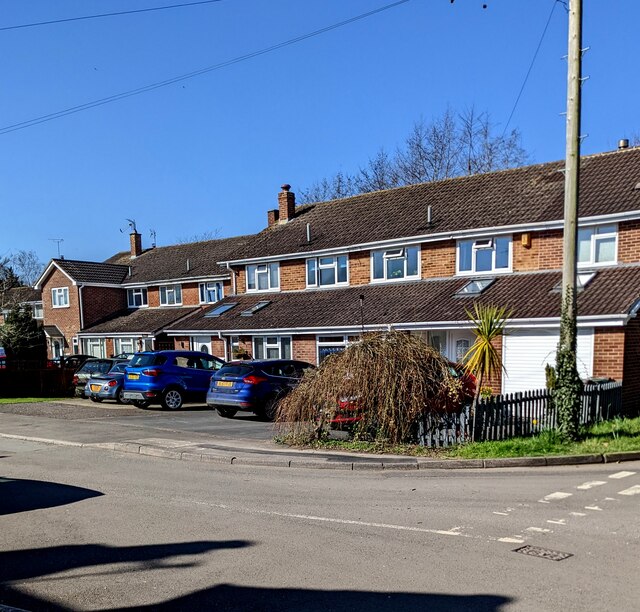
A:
[217, 364, 253, 377]
[78, 360, 112, 375]
[129, 354, 167, 368]
[111, 363, 129, 373]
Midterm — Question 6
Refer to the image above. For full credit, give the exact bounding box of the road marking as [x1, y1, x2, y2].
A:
[570, 512, 587, 517]
[576, 481, 606, 490]
[618, 485, 640, 496]
[585, 505, 603, 511]
[498, 537, 525, 544]
[547, 519, 567, 525]
[493, 512, 509, 516]
[539, 492, 572, 503]
[526, 527, 552, 533]
[609, 471, 636, 479]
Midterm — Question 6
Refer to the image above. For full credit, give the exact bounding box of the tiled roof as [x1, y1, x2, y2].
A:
[2, 287, 42, 304]
[80, 307, 199, 335]
[166, 265, 640, 333]
[225, 147, 640, 260]
[104, 234, 254, 284]
[54, 259, 129, 285]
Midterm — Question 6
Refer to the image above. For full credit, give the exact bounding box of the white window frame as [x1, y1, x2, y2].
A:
[316, 335, 349, 363]
[246, 263, 280, 292]
[199, 281, 224, 304]
[456, 236, 512, 275]
[577, 224, 618, 267]
[51, 287, 70, 308]
[252, 336, 291, 360]
[81, 338, 106, 358]
[127, 287, 148, 308]
[371, 246, 421, 282]
[159, 284, 182, 306]
[306, 255, 349, 288]
[114, 337, 137, 355]
[32, 303, 44, 319]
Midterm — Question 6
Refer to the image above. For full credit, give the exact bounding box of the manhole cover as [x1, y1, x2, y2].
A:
[513, 545, 573, 561]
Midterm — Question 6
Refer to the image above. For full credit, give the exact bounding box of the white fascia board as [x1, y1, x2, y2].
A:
[77, 332, 151, 338]
[218, 209, 640, 266]
[79, 282, 126, 289]
[122, 274, 229, 288]
[34, 261, 76, 289]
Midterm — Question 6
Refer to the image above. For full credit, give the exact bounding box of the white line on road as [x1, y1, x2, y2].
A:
[609, 471, 636, 479]
[493, 512, 509, 516]
[585, 506, 603, 511]
[618, 485, 640, 496]
[539, 492, 572, 503]
[498, 537, 525, 544]
[547, 519, 567, 525]
[526, 527, 552, 533]
[576, 481, 606, 490]
[570, 512, 587, 517]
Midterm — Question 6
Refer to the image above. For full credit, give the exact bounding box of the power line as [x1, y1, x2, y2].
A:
[0, 0, 412, 136]
[0, 1, 225, 33]
[501, 0, 560, 137]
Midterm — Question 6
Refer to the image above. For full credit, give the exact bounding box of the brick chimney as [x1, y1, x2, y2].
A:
[278, 184, 296, 223]
[130, 231, 142, 258]
[267, 209, 279, 227]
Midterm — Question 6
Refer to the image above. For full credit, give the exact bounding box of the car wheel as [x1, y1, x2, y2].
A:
[90, 396, 103, 403]
[162, 388, 183, 411]
[262, 395, 280, 422]
[216, 407, 237, 418]
[116, 388, 131, 405]
[133, 400, 150, 409]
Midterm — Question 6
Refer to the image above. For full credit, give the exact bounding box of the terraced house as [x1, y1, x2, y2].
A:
[35, 146, 640, 410]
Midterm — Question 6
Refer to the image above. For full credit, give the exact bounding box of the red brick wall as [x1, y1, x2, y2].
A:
[280, 259, 306, 291]
[617, 220, 640, 264]
[513, 230, 564, 271]
[349, 251, 370, 285]
[42, 268, 81, 355]
[236, 269, 246, 295]
[293, 335, 317, 365]
[148, 287, 160, 308]
[211, 338, 226, 360]
[82, 286, 127, 327]
[172, 336, 190, 350]
[421, 241, 456, 278]
[623, 318, 640, 415]
[593, 328, 625, 380]
[483, 335, 503, 394]
[181, 283, 199, 306]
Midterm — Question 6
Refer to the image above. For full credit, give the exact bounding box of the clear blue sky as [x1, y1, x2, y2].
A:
[1, 0, 638, 266]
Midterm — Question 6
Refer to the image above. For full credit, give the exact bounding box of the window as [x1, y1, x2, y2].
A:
[240, 301, 271, 316]
[456, 278, 495, 296]
[247, 263, 279, 292]
[578, 225, 617, 266]
[114, 337, 136, 355]
[32, 303, 44, 319]
[457, 236, 511, 274]
[205, 302, 238, 317]
[81, 338, 106, 358]
[159, 284, 182, 306]
[317, 335, 349, 363]
[307, 255, 348, 287]
[372, 246, 420, 281]
[199, 281, 224, 304]
[51, 287, 69, 308]
[253, 336, 291, 360]
[552, 271, 596, 293]
[127, 287, 148, 308]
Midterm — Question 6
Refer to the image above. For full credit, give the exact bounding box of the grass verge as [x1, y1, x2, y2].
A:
[0, 397, 65, 404]
[276, 417, 640, 458]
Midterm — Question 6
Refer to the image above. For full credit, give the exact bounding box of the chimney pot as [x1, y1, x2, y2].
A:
[281, 184, 291, 192]
[618, 138, 630, 150]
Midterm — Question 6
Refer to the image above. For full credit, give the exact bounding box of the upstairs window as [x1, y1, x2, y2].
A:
[51, 287, 69, 308]
[127, 287, 148, 308]
[159, 284, 182, 306]
[32, 303, 44, 319]
[307, 255, 348, 287]
[372, 246, 420, 281]
[578, 224, 617, 266]
[199, 281, 224, 304]
[457, 236, 511, 274]
[247, 263, 279, 292]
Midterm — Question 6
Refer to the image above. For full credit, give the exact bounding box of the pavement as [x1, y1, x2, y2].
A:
[0, 399, 639, 471]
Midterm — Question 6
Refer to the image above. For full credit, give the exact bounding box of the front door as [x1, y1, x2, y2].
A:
[190, 336, 212, 354]
[448, 331, 474, 365]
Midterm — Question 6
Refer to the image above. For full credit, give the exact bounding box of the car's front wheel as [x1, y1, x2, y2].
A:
[215, 406, 237, 418]
[116, 388, 131, 404]
[162, 388, 184, 410]
[261, 395, 280, 422]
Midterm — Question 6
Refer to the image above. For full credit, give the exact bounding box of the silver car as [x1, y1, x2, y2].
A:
[84, 362, 131, 404]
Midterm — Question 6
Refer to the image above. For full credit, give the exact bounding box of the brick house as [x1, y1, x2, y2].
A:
[0, 287, 43, 325]
[163, 147, 640, 411]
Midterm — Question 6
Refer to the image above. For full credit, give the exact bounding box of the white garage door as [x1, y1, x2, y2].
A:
[502, 328, 594, 394]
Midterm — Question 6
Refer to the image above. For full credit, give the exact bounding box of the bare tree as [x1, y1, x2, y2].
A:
[176, 229, 222, 244]
[298, 171, 359, 203]
[356, 148, 400, 193]
[9, 250, 44, 287]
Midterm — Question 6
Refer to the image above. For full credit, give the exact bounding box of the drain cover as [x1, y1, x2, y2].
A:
[514, 545, 573, 561]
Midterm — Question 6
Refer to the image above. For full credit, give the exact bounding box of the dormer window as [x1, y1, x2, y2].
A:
[307, 255, 348, 287]
[457, 236, 511, 274]
[578, 224, 617, 266]
[372, 246, 420, 281]
[247, 263, 279, 292]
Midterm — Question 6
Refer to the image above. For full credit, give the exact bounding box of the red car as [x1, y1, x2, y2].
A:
[330, 363, 476, 427]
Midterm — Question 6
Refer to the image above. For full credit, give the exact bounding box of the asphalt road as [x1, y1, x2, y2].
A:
[1, 436, 638, 611]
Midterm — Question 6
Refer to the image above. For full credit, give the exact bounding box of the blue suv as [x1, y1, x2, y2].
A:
[123, 350, 224, 410]
[207, 359, 314, 420]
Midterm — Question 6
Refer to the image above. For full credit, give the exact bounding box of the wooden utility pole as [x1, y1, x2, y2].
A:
[556, 0, 583, 440]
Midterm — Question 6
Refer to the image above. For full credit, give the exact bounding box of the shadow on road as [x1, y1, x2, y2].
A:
[0, 476, 103, 515]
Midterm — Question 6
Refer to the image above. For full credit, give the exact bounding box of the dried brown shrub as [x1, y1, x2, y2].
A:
[276, 331, 461, 444]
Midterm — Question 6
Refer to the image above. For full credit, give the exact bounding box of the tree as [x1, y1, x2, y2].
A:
[0, 304, 47, 366]
[463, 304, 510, 440]
[0, 258, 21, 302]
[297, 108, 528, 204]
[10, 250, 44, 287]
[175, 229, 222, 244]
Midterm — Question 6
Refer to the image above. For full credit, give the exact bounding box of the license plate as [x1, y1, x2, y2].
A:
[90, 384, 102, 392]
[123, 391, 143, 400]
[127, 373, 140, 380]
[216, 380, 233, 388]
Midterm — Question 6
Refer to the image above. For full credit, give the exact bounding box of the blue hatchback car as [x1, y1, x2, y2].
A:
[207, 359, 314, 420]
[123, 350, 224, 410]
